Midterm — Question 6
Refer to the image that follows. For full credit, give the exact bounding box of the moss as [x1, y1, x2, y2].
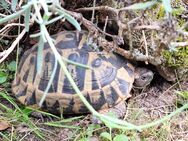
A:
[172, 7, 185, 16]
[162, 46, 188, 68]
[156, 5, 165, 19]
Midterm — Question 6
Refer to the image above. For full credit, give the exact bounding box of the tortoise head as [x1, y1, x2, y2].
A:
[134, 68, 154, 88]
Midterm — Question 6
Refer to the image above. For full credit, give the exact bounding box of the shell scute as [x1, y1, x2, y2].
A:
[12, 31, 135, 114]
[25, 90, 37, 105]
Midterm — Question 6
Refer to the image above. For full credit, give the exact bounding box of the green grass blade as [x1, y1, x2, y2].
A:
[37, 36, 44, 74]
[64, 13, 81, 31]
[43, 117, 82, 128]
[0, 92, 26, 111]
[0, 92, 45, 139]
[0, 92, 21, 111]
[0, 103, 13, 113]
[63, 57, 92, 69]
[0, 2, 32, 24]
[0, 132, 10, 141]
[162, 0, 172, 13]
[43, 122, 79, 129]
[45, 14, 65, 25]
[55, 6, 81, 31]
[24, 5, 31, 32]
[11, 0, 18, 11]
[25, 107, 60, 119]
[122, 1, 158, 10]
[46, 116, 83, 124]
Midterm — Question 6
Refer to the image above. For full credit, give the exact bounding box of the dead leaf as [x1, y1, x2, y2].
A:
[0, 120, 10, 131]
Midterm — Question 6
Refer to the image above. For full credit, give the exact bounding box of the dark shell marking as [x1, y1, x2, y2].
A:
[12, 31, 135, 114]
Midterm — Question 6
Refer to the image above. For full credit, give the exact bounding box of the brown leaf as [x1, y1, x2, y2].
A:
[0, 120, 10, 131]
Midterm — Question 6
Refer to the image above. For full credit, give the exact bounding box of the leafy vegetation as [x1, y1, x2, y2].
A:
[163, 46, 188, 67]
[0, 0, 188, 140]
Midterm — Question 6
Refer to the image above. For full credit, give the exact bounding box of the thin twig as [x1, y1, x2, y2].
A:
[170, 42, 188, 47]
[133, 25, 161, 30]
[0, 23, 25, 33]
[103, 16, 108, 33]
[142, 30, 148, 64]
[0, 28, 26, 63]
[91, 0, 96, 23]
[0, 13, 6, 17]
[127, 24, 133, 53]
[63, 9, 161, 66]
[77, 6, 119, 14]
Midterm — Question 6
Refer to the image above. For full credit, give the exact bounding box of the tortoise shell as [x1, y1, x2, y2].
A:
[12, 31, 135, 114]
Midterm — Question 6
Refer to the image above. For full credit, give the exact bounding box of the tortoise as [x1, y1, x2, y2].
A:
[12, 31, 153, 117]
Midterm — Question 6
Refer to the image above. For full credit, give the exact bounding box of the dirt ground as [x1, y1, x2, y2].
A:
[126, 78, 188, 141]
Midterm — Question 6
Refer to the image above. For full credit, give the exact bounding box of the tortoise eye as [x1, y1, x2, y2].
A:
[92, 58, 102, 67]
[141, 76, 147, 80]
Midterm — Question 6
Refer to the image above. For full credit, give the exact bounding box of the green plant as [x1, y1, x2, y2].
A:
[100, 130, 129, 141]
[163, 46, 188, 68]
[176, 91, 188, 99]
[1, 0, 188, 139]
[0, 61, 16, 84]
[0, 92, 45, 140]
[0, 0, 11, 14]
